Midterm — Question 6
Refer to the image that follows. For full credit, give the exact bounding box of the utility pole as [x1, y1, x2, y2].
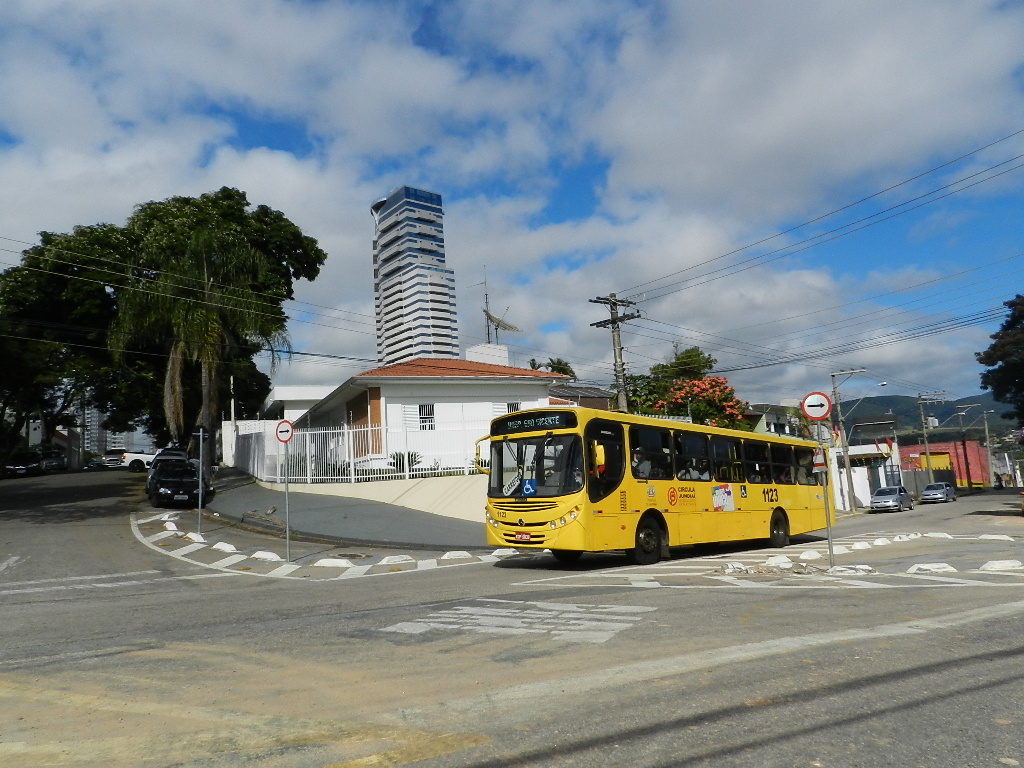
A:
[982, 410, 995, 486]
[917, 392, 944, 484]
[590, 294, 641, 412]
[956, 403, 980, 491]
[830, 369, 865, 512]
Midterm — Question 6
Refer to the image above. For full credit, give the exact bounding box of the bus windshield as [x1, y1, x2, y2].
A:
[488, 434, 584, 498]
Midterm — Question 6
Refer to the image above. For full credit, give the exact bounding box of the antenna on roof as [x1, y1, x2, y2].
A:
[481, 267, 521, 343]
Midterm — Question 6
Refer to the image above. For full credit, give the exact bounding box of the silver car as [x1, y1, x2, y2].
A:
[920, 482, 957, 503]
[870, 485, 914, 512]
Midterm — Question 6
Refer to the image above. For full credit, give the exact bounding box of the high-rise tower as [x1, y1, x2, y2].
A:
[370, 186, 459, 365]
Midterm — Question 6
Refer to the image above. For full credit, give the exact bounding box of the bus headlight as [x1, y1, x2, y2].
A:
[559, 517, 567, 526]
[569, 511, 578, 520]
[549, 521, 557, 529]
[491, 520, 499, 528]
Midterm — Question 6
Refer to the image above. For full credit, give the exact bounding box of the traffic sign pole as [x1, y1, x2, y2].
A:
[275, 421, 294, 562]
[804, 394, 835, 568]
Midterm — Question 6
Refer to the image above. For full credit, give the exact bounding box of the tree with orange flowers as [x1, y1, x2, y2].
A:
[653, 375, 749, 430]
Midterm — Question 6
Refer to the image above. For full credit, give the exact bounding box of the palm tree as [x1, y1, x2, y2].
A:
[111, 230, 288, 454]
[546, 357, 576, 379]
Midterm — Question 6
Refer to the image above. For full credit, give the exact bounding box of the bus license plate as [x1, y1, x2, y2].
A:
[514, 533, 531, 541]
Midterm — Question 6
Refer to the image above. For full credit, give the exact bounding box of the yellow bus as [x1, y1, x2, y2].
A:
[481, 407, 829, 564]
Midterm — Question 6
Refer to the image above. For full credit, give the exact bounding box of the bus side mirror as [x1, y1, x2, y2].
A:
[591, 442, 606, 476]
[474, 435, 490, 475]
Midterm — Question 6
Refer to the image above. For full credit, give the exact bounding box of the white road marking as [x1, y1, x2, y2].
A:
[266, 564, 302, 577]
[0, 556, 22, 573]
[168, 543, 207, 557]
[210, 554, 248, 568]
[335, 565, 374, 579]
[381, 599, 656, 643]
[0, 572, 235, 596]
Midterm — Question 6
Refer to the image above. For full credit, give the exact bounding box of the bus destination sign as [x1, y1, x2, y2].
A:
[491, 410, 578, 436]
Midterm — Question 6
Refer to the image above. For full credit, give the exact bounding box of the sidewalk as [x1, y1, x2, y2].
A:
[205, 471, 485, 550]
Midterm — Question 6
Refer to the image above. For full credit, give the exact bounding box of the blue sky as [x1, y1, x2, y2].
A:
[2, 0, 1024, 410]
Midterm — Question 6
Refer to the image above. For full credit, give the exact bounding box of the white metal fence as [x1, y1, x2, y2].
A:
[233, 421, 491, 484]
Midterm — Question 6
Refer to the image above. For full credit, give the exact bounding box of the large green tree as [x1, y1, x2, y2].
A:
[2, 187, 326, 454]
[977, 295, 1024, 425]
[113, 188, 326, 452]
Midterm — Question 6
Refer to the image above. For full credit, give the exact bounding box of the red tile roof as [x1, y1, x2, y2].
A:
[356, 357, 570, 379]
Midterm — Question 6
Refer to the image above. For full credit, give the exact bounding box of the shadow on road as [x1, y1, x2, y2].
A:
[0, 471, 144, 523]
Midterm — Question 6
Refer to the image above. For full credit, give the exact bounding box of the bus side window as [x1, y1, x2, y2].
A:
[586, 420, 625, 502]
[674, 431, 711, 481]
[710, 436, 742, 484]
[770, 444, 796, 484]
[629, 426, 673, 480]
[743, 440, 771, 484]
[794, 447, 819, 485]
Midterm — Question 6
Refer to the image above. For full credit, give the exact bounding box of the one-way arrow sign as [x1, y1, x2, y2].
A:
[800, 392, 833, 421]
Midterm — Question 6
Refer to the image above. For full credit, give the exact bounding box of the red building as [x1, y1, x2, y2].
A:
[899, 440, 990, 487]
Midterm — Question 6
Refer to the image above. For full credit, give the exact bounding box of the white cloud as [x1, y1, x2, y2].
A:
[0, 0, 1022, 404]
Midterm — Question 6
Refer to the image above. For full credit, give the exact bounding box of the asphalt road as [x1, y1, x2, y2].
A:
[1, 469, 1023, 767]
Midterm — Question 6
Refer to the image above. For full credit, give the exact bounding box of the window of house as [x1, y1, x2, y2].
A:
[418, 403, 435, 431]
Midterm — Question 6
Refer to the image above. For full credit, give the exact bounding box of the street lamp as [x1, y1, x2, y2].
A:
[830, 369, 866, 512]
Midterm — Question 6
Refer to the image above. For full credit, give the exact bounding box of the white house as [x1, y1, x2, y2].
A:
[231, 357, 568, 482]
[260, 385, 336, 422]
[297, 356, 567, 430]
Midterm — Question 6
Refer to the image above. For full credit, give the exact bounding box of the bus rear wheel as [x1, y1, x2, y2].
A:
[630, 517, 663, 565]
[551, 549, 582, 564]
[769, 509, 789, 548]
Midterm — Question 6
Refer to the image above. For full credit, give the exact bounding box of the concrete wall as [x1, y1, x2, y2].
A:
[258, 473, 489, 522]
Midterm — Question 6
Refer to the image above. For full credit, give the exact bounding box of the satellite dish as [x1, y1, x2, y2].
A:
[484, 308, 521, 333]
[479, 269, 521, 343]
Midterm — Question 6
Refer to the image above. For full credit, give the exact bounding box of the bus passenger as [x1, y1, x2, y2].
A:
[632, 449, 651, 478]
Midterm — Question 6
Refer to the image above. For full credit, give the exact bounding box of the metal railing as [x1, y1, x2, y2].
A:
[233, 421, 490, 484]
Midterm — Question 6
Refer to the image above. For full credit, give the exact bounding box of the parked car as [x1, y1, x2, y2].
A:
[83, 457, 108, 470]
[870, 485, 914, 512]
[920, 482, 957, 503]
[5, 450, 44, 477]
[145, 449, 191, 493]
[148, 461, 213, 508]
[39, 449, 68, 471]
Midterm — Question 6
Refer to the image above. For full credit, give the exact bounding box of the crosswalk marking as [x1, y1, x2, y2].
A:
[266, 564, 302, 578]
[209, 554, 248, 568]
[381, 599, 656, 643]
[132, 509, 1024, 588]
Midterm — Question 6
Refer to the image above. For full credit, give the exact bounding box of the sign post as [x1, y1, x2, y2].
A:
[192, 426, 209, 537]
[276, 420, 294, 561]
[801, 393, 837, 569]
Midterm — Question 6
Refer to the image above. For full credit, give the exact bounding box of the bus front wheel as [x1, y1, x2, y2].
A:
[551, 549, 582, 564]
[769, 509, 790, 548]
[631, 517, 663, 565]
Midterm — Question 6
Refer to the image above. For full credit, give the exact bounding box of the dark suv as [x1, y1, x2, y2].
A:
[148, 461, 213, 508]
